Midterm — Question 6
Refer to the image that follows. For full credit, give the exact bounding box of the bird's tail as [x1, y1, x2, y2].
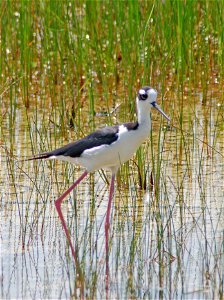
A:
[25, 153, 52, 161]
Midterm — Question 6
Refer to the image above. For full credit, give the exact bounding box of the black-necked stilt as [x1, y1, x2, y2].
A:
[29, 86, 170, 262]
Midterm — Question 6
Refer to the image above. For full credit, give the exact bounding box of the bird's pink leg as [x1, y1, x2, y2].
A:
[105, 173, 115, 292]
[105, 173, 115, 251]
[55, 171, 88, 262]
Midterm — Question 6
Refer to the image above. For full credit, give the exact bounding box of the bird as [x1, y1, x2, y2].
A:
[29, 86, 170, 263]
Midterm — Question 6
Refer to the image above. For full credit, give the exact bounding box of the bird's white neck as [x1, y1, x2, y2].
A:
[137, 99, 151, 130]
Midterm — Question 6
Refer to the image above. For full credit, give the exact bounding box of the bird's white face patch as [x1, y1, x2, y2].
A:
[139, 89, 146, 95]
[148, 88, 157, 96]
[148, 88, 157, 103]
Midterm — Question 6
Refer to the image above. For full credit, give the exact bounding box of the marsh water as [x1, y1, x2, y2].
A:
[1, 86, 223, 299]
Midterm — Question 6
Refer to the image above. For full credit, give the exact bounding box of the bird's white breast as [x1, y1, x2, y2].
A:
[75, 124, 150, 172]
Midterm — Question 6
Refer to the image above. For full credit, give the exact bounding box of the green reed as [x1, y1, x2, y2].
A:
[1, 1, 223, 149]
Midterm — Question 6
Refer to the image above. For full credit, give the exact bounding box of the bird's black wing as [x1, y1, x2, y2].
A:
[29, 125, 119, 160]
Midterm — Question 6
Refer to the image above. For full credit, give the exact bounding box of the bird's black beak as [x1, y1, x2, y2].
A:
[152, 102, 170, 122]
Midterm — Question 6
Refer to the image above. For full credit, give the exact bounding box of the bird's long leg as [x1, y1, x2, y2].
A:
[55, 170, 88, 263]
[105, 173, 115, 291]
[105, 173, 115, 252]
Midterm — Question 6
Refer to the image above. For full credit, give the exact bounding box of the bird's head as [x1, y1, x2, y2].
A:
[137, 86, 170, 122]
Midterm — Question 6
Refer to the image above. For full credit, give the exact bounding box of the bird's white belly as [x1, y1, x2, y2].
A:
[76, 128, 149, 172]
[51, 125, 150, 172]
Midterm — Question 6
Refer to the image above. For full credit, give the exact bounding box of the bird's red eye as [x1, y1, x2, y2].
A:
[139, 93, 148, 100]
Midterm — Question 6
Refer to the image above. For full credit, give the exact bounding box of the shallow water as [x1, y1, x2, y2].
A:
[1, 88, 223, 299]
